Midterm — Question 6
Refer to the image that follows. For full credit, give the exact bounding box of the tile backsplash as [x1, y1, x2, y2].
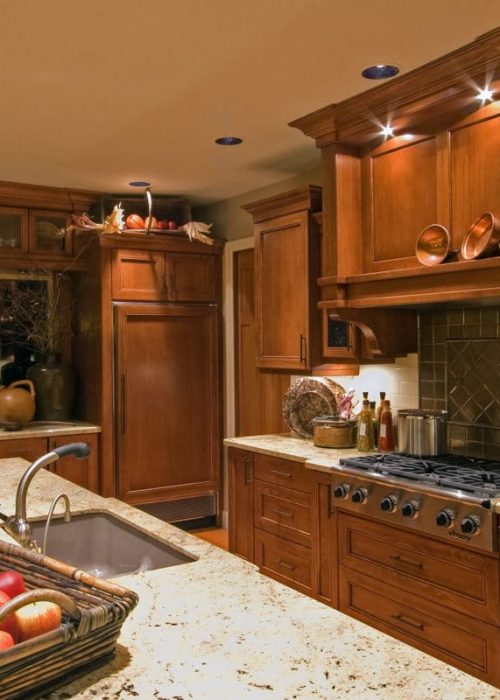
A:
[322, 353, 419, 412]
[419, 306, 500, 459]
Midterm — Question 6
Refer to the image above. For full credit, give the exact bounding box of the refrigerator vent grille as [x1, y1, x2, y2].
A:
[137, 494, 216, 523]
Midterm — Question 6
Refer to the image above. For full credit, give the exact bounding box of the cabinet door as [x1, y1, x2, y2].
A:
[0, 207, 29, 256]
[165, 253, 216, 302]
[0, 437, 46, 462]
[115, 302, 220, 504]
[29, 211, 72, 256]
[48, 433, 99, 492]
[228, 448, 254, 561]
[254, 211, 314, 370]
[111, 249, 166, 301]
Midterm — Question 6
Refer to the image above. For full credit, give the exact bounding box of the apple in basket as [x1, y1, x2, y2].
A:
[0, 590, 20, 642]
[0, 570, 26, 599]
[15, 600, 62, 642]
[0, 630, 14, 650]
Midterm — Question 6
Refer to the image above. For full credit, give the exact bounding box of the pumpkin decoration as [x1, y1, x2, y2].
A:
[125, 214, 145, 229]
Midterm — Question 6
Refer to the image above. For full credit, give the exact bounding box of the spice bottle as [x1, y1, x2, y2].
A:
[357, 400, 375, 452]
[370, 400, 378, 445]
[376, 392, 386, 425]
[378, 399, 395, 452]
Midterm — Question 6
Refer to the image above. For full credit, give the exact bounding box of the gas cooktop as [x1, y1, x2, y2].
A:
[339, 453, 500, 499]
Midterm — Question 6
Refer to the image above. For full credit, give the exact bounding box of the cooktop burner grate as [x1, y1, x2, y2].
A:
[339, 453, 500, 497]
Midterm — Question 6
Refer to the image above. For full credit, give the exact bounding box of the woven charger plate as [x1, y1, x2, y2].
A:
[282, 377, 345, 438]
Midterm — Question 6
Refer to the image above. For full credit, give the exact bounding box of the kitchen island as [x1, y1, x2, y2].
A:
[0, 457, 499, 699]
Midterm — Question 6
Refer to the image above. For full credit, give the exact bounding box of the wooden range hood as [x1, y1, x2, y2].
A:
[290, 26, 500, 314]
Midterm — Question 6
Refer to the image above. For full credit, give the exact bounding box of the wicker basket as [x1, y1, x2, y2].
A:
[0, 539, 139, 699]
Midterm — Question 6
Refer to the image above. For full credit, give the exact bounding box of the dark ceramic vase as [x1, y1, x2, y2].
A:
[27, 352, 75, 421]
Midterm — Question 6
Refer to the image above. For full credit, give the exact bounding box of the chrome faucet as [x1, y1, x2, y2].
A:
[2, 442, 90, 548]
[41, 493, 72, 555]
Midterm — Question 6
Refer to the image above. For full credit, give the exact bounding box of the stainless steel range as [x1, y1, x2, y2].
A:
[334, 453, 500, 552]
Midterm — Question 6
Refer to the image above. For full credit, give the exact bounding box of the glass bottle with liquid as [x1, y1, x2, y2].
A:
[357, 399, 375, 451]
[378, 399, 395, 451]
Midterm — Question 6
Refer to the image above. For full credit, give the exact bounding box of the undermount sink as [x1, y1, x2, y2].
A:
[29, 511, 195, 578]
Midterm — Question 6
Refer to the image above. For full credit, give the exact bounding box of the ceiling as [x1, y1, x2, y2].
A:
[3, 1, 500, 204]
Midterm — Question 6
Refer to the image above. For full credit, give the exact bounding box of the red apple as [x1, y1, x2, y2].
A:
[0, 630, 14, 650]
[157, 220, 167, 230]
[0, 591, 20, 642]
[0, 571, 25, 599]
[166, 220, 177, 230]
[15, 601, 62, 642]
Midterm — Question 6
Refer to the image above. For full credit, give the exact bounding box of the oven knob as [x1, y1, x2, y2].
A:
[460, 515, 480, 535]
[333, 483, 350, 499]
[351, 488, 368, 504]
[401, 500, 419, 518]
[436, 509, 455, 528]
[380, 495, 398, 513]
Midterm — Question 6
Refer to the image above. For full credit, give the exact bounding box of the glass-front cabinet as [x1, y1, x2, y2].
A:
[0, 207, 71, 258]
[29, 210, 72, 255]
[0, 208, 28, 255]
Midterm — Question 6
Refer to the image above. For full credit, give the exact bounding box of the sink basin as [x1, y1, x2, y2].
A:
[29, 511, 195, 578]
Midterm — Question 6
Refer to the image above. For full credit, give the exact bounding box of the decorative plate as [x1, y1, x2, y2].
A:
[282, 377, 345, 438]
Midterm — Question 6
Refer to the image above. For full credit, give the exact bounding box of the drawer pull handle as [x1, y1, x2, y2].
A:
[272, 508, 294, 519]
[269, 469, 292, 478]
[392, 613, 425, 631]
[390, 554, 423, 569]
[273, 559, 295, 571]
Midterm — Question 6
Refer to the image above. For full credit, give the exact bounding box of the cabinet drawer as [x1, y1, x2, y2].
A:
[0, 437, 46, 462]
[254, 453, 311, 493]
[338, 512, 500, 624]
[339, 566, 500, 685]
[255, 529, 312, 595]
[254, 481, 311, 547]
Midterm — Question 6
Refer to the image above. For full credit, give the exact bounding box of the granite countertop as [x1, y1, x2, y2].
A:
[1, 458, 499, 699]
[224, 433, 370, 473]
[0, 421, 101, 440]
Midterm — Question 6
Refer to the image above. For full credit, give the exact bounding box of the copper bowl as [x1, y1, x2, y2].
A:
[461, 212, 500, 260]
[415, 224, 451, 266]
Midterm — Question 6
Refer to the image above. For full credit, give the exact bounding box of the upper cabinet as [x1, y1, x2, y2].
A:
[290, 27, 500, 309]
[243, 186, 322, 371]
[0, 180, 98, 270]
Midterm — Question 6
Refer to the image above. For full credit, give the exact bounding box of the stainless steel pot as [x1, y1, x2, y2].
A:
[397, 409, 448, 457]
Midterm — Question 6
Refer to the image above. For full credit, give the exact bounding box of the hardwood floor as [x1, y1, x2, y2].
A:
[194, 528, 228, 550]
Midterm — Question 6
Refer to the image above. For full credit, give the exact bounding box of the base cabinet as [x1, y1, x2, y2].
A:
[337, 511, 500, 687]
[228, 448, 335, 603]
[0, 432, 99, 491]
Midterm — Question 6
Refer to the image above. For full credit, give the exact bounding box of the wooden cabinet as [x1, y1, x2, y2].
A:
[228, 448, 335, 602]
[291, 28, 500, 308]
[74, 232, 223, 515]
[243, 187, 322, 371]
[111, 249, 216, 302]
[0, 432, 99, 491]
[228, 447, 254, 561]
[0, 182, 97, 270]
[337, 511, 500, 686]
[114, 302, 220, 505]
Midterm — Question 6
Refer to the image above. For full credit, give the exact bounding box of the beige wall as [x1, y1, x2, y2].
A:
[194, 165, 322, 242]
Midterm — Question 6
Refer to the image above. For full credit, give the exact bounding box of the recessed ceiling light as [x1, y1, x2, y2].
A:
[476, 86, 494, 103]
[128, 180, 151, 187]
[380, 125, 394, 137]
[361, 64, 399, 80]
[215, 136, 243, 146]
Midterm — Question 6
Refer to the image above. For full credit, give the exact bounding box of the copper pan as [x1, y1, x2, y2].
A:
[461, 211, 500, 260]
[415, 224, 458, 266]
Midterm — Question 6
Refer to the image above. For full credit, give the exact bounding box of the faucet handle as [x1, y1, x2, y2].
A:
[53, 442, 90, 459]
